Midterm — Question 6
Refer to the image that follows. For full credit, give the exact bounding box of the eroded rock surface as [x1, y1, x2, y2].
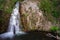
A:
[20, 0, 52, 31]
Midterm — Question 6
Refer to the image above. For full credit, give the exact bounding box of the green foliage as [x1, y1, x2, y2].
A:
[52, 10, 60, 18]
[50, 26, 59, 32]
[51, 0, 60, 18]
[0, 0, 23, 14]
[5, 0, 19, 13]
[39, 0, 52, 13]
[0, 0, 5, 9]
[38, 0, 60, 18]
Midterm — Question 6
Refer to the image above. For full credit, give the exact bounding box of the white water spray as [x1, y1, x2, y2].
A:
[8, 1, 21, 34]
[0, 2, 25, 39]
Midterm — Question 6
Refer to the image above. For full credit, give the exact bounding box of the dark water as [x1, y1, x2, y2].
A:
[0, 30, 56, 40]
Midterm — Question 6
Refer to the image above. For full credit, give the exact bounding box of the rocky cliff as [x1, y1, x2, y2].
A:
[19, 0, 52, 31]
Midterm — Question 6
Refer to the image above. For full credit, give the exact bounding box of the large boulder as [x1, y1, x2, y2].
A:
[19, 0, 52, 31]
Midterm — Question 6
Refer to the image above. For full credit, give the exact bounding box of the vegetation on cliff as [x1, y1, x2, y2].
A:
[38, 0, 60, 35]
[38, 0, 60, 23]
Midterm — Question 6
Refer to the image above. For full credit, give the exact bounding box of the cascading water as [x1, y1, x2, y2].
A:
[7, 1, 23, 34]
[0, 2, 25, 39]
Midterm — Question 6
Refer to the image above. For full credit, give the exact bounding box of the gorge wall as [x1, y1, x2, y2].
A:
[19, 0, 52, 31]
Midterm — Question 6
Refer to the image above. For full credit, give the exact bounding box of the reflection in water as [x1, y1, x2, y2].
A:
[0, 2, 25, 39]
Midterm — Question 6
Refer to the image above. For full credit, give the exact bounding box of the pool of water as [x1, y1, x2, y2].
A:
[0, 31, 56, 40]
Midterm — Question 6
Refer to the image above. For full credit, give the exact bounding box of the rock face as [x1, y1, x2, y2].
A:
[19, 0, 52, 31]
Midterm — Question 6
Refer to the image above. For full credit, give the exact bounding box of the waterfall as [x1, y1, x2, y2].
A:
[0, 2, 25, 39]
[8, 1, 21, 34]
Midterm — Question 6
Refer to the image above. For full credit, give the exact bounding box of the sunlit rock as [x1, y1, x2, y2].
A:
[20, 0, 52, 31]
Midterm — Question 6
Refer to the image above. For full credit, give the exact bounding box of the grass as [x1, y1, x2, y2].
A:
[38, 0, 60, 20]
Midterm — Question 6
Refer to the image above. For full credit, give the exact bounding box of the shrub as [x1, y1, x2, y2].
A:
[50, 26, 59, 32]
[38, 0, 60, 19]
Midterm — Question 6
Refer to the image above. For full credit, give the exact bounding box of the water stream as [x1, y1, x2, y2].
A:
[0, 2, 25, 39]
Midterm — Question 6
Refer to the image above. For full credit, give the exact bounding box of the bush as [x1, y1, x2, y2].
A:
[50, 26, 59, 32]
[38, 0, 60, 18]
